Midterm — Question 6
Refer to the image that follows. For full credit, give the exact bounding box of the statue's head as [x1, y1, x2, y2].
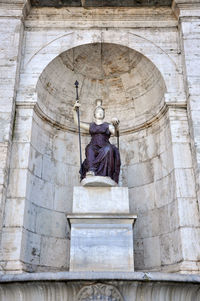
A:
[94, 99, 105, 120]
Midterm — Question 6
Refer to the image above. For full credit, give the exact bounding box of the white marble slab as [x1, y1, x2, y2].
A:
[73, 186, 129, 213]
[68, 214, 136, 272]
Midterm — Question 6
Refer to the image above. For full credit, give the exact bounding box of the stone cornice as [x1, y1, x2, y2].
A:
[25, 6, 177, 28]
[16, 100, 187, 135]
[0, 271, 200, 283]
[0, 0, 31, 19]
[172, 0, 200, 19]
[173, 0, 200, 4]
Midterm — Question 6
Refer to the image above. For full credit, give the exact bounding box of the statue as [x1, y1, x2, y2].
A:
[73, 99, 121, 183]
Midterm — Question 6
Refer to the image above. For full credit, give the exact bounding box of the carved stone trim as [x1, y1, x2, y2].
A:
[16, 101, 187, 135]
[76, 283, 124, 301]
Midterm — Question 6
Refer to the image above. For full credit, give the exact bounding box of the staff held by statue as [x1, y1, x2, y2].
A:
[74, 80, 83, 178]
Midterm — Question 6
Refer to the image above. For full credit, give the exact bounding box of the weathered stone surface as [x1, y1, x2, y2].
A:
[35, 207, 66, 238]
[176, 5, 200, 220]
[1, 228, 23, 261]
[21, 231, 41, 266]
[0, 5, 25, 261]
[1, 1, 200, 276]
[34, 43, 167, 133]
[68, 215, 136, 272]
[73, 186, 129, 213]
[76, 283, 124, 301]
[81, 175, 117, 187]
[40, 236, 69, 268]
[0, 277, 200, 301]
[4, 198, 25, 227]
[70, 183, 136, 272]
[1, 270, 200, 283]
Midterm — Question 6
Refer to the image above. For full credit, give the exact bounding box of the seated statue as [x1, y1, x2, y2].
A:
[73, 99, 121, 183]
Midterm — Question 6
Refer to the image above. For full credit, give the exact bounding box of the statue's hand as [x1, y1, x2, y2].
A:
[73, 101, 80, 111]
[111, 117, 120, 128]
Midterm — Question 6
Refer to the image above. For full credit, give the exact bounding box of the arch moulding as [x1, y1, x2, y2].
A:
[18, 29, 183, 105]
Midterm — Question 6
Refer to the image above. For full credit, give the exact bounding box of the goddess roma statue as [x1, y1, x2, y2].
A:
[73, 99, 121, 183]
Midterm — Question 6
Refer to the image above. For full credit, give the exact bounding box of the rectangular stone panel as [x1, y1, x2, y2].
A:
[73, 186, 129, 213]
[68, 215, 136, 272]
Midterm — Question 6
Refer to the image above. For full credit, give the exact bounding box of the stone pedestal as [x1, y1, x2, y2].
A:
[81, 176, 117, 187]
[72, 186, 129, 213]
[67, 177, 137, 272]
[68, 214, 136, 272]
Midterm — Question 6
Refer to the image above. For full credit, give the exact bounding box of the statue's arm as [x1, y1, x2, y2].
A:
[109, 118, 120, 136]
[73, 102, 90, 133]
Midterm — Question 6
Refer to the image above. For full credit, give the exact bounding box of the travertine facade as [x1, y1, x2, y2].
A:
[0, 0, 200, 283]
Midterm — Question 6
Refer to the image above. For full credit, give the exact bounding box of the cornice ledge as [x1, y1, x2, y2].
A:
[172, 0, 200, 19]
[0, 271, 200, 283]
[31, 101, 186, 136]
[0, 0, 31, 20]
[16, 101, 36, 109]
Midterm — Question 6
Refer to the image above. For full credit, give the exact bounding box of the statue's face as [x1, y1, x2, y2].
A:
[94, 107, 104, 120]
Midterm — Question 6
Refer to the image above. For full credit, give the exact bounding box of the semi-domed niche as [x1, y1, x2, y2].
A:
[27, 43, 171, 272]
[36, 43, 166, 132]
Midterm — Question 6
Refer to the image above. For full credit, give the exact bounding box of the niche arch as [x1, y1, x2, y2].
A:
[35, 42, 167, 133]
[22, 29, 181, 106]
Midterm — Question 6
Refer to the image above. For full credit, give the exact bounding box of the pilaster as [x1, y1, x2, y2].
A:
[0, 0, 30, 273]
[172, 0, 200, 214]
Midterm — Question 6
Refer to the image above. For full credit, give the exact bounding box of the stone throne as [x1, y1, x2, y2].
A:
[67, 176, 137, 272]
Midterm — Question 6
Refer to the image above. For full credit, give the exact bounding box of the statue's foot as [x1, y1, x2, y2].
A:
[86, 170, 95, 177]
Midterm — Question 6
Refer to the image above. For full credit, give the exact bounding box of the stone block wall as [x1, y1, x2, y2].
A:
[2, 104, 80, 272]
[0, 2, 200, 274]
[122, 113, 174, 271]
[0, 1, 31, 272]
[24, 112, 80, 271]
[120, 105, 200, 273]
[1, 105, 33, 272]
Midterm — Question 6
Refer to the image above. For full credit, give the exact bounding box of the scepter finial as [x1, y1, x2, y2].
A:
[75, 80, 79, 101]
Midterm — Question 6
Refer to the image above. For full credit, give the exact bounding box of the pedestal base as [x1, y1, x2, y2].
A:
[67, 214, 137, 272]
[73, 186, 129, 213]
[68, 185, 137, 272]
[81, 176, 117, 187]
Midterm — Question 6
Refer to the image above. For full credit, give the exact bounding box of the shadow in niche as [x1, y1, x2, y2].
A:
[30, 0, 173, 8]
